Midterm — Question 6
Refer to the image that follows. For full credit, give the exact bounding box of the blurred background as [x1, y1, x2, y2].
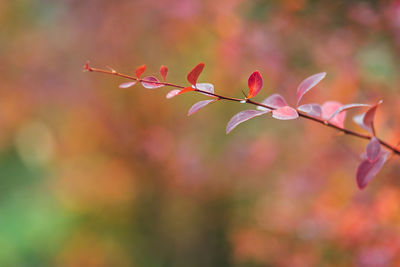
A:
[1, 0, 400, 266]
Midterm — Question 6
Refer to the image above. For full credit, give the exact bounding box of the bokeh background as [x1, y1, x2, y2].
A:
[1, 0, 400, 266]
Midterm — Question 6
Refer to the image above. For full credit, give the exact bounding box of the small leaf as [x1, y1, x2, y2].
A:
[272, 106, 299, 120]
[187, 63, 205, 85]
[136, 65, 146, 78]
[160, 65, 168, 81]
[166, 87, 194, 98]
[297, 104, 322, 117]
[256, 94, 287, 111]
[364, 100, 382, 135]
[321, 101, 346, 128]
[188, 99, 217, 116]
[356, 151, 389, 189]
[296, 72, 326, 106]
[177, 86, 195, 95]
[141, 76, 164, 89]
[166, 89, 181, 99]
[247, 71, 263, 99]
[353, 113, 368, 130]
[326, 103, 370, 122]
[119, 81, 137, 89]
[226, 110, 270, 134]
[84, 61, 91, 72]
[192, 83, 215, 96]
[366, 137, 381, 162]
[353, 101, 383, 134]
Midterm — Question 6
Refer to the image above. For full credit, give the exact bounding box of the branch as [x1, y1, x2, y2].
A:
[85, 64, 400, 156]
[85, 61, 400, 189]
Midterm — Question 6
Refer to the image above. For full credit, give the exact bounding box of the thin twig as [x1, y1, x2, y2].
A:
[86, 65, 400, 156]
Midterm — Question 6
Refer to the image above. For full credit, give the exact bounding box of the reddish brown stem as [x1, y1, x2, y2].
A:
[86, 65, 400, 156]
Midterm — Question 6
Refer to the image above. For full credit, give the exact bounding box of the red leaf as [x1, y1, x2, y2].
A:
[187, 99, 217, 116]
[177, 86, 195, 95]
[160, 65, 168, 81]
[272, 106, 299, 120]
[356, 151, 389, 189]
[187, 63, 205, 85]
[119, 81, 137, 89]
[321, 101, 345, 128]
[247, 71, 263, 99]
[257, 94, 287, 111]
[166, 89, 181, 99]
[226, 110, 270, 134]
[141, 76, 164, 89]
[326, 103, 370, 122]
[84, 61, 91, 72]
[366, 137, 381, 162]
[166, 87, 194, 98]
[297, 104, 322, 117]
[296, 72, 326, 106]
[135, 65, 146, 78]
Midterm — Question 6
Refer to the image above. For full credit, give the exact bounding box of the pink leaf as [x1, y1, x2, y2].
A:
[296, 72, 326, 106]
[166, 89, 181, 99]
[135, 65, 146, 78]
[226, 110, 270, 134]
[119, 81, 137, 88]
[366, 137, 381, 162]
[356, 151, 389, 189]
[272, 106, 299, 120]
[187, 99, 216, 116]
[353, 113, 368, 131]
[326, 103, 370, 122]
[192, 83, 215, 96]
[187, 63, 205, 85]
[166, 87, 195, 98]
[321, 101, 346, 128]
[364, 100, 382, 134]
[353, 100, 383, 134]
[297, 104, 322, 117]
[141, 76, 164, 89]
[257, 94, 287, 111]
[160, 65, 168, 81]
[247, 71, 263, 99]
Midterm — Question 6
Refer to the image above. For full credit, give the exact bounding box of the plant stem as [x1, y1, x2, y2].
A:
[86, 65, 400, 156]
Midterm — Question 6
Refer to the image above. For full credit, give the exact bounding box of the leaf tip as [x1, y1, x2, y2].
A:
[119, 81, 137, 89]
[166, 89, 180, 99]
[160, 65, 168, 81]
[187, 63, 205, 85]
[296, 72, 327, 106]
[135, 64, 146, 78]
[83, 61, 92, 72]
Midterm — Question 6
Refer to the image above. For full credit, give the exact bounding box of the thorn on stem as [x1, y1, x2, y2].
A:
[106, 65, 117, 73]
